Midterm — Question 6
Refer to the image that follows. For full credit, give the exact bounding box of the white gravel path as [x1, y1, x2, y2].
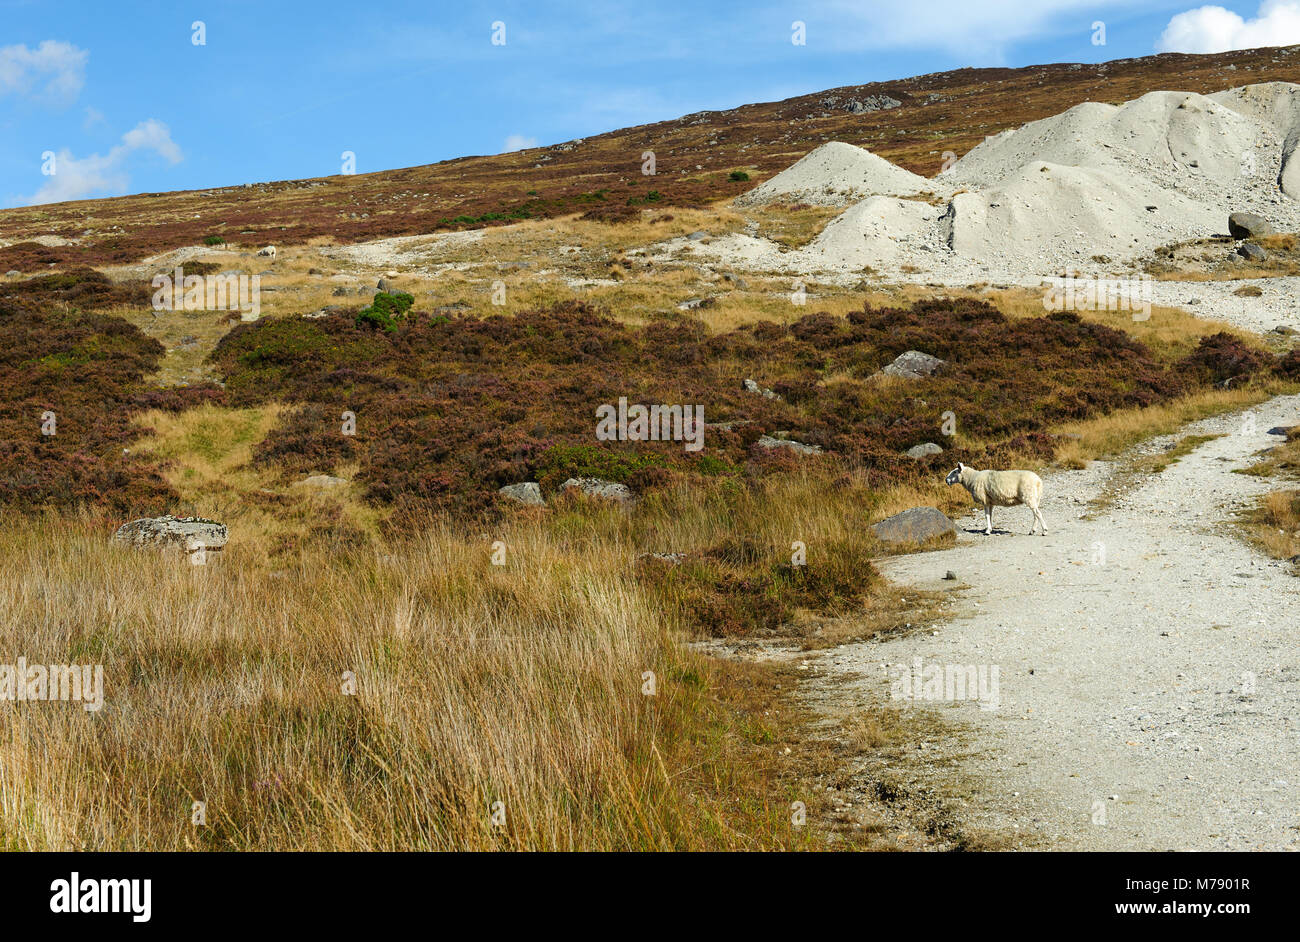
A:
[832, 395, 1300, 850]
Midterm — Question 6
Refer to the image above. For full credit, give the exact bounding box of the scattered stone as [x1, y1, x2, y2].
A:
[906, 442, 944, 459]
[331, 286, 350, 296]
[5, 270, 19, 278]
[376, 277, 395, 291]
[113, 515, 228, 554]
[1228, 212, 1275, 239]
[755, 435, 823, 456]
[561, 477, 633, 502]
[844, 94, 902, 114]
[944, 570, 958, 581]
[498, 482, 544, 505]
[686, 231, 709, 241]
[677, 296, 716, 311]
[870, 507, 956, 545]
[880, 350, 947, 379]
[1237, 242, 1268, 262]
[1271, 325, 1297, 335]
[742, 378, 780, 400]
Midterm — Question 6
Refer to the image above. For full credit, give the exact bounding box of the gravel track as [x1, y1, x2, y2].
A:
[829, 395, 1300, 850]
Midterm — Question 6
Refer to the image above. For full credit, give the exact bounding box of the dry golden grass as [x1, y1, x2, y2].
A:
[1240, 489, 1300, 566]
[0, 505, 892, 851]
[0, 405, 964, 850]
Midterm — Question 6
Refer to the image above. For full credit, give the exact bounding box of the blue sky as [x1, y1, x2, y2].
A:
[2, 0, 1297, 207]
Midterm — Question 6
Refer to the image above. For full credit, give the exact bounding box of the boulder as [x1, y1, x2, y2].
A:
[498, 482, 544, 505]
[906, 442, 944, 459]
[881, 350, 946, 379]
[870, 507, 955, 545]
[1237, 242, 1269, 262]
[1228, 212, 1275, 240]
[755, 435, 823, 456]
[561, 477, 633, 502]
[113, 515, 228, 553]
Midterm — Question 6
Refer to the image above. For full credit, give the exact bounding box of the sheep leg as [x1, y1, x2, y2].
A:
[984, 505, 993, 535]
[1034, 504, 1047, 535]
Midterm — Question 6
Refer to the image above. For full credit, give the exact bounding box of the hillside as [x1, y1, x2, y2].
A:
[2, 44, 1299, 270]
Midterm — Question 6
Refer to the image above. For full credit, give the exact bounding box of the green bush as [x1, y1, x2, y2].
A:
[203, 235, 226, 246]
[728, 170, 750, 182]
[355, 292, 415, 332]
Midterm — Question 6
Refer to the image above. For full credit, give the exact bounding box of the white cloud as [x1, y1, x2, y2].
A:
[0, 40, 88, 106]
[1157, 0, 1300, 53]
[502, 134, 539, 152]
[23, 119, 183, 206]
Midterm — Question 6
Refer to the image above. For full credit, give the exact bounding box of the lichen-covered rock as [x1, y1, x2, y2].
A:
[560, 478, 633, 502]
[113, 515, 229, 552]
[906, 442, 944, 459]
[499, 482, 545, 505]
[870, 507, 955, 545]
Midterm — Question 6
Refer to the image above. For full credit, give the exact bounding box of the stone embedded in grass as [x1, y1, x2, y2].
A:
[906, 442, 944, 459]
[298, 474, 348, 488]
[755, 435, 823, 456]
[870, 507, 955, 545]
[498, 482, 545, 505]
[880, 350, 947, 379]
[560, 477, 633, 502]
[1237, 243, 1268, 262]
[113, 515, 228, 554]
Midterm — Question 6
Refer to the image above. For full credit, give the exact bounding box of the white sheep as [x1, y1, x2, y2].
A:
[256, 245, 277, 260]
[944, 462, 1046, 536]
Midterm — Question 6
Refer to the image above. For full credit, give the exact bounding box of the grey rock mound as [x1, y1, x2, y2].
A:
[498, 482, 544, 505]
[113, 515, 228, 552]
[870, 507, 955, 545]
[881, 350, 947, 379]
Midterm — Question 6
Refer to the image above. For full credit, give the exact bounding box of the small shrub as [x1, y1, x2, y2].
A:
[729, 170, 750, 182]
[203, 235, 226, 246]
[355, 292, 414, 332]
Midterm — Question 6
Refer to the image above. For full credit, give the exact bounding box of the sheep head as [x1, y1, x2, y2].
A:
[945, 462, 966, 486]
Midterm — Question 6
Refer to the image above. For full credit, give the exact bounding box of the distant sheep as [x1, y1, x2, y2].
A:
[945, 462, 1046, 535]
[256, 245, 277, 259]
